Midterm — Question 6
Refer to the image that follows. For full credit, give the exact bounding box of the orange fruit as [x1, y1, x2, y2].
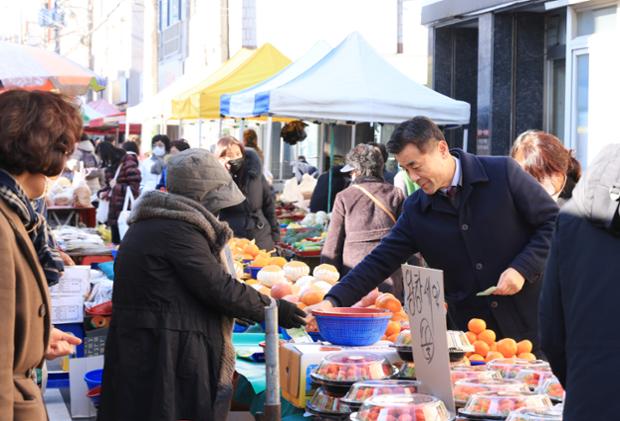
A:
[490, 342, 498, 352]
[376, 293, 403, 313]
[497, 338, 518, 358]
[387, 333, 400, 343]
[477, 329, 496, 346]
[300, 289, 325, 306]
[385, 321, 401, 337]
[473, 340, 490, 358]
[469, 354, 485, 362]
[243, 243, 260, 257]
[391, 310, 408, 322]
[485, 351, 504, 362]
[465, 331, 478, 345]
[296, 302, 307, 310]
[518, 352, 536, 361]
[517, 340, 533, 355]
[467, 318, 486, 335]
[268, 256, 287, 267]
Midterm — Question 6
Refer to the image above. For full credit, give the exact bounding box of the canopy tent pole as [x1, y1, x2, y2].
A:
[318, 123, 325, 173]
[463, 127, 469, 153]
[239, 118, 246, 140]
[218, 118, 223, 138]
[179, 119, 184, 139]
[198, 119, 203, 149]
[279, 135, 285, 180]
[327, 123, 335, 212]
[350, 123, 356, 150]
[124, 116, 130, 140]
[264, 116, 273, 173]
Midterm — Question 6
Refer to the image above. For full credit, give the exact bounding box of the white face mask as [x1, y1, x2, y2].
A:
[152, 146, 165, 157]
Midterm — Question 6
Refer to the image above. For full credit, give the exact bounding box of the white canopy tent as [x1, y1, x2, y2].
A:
[256, 32, 471, 125]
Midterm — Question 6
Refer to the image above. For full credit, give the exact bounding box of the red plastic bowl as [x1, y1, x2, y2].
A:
[312, 307, 392, 318]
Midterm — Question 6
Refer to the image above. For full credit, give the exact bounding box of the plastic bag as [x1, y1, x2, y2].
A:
[117, 186, 136, 240]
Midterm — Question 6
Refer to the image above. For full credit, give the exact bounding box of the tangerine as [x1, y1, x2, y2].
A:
[268, 256, 287, 268]
[376, 293, 402, 313]
[387, 333, 400, 343]
[469, 354, 485, 362]
[517, 340, 533, 355]
[296, 302, 307, 310]
[497, 338, 518, 358]
[485, 351, 504, 362]
[300, 289, 325, 306]
[517, 352, 536, 361]
[385, 321, 401, 337]
[465, 331, 478, 345]
[478, 329, 497, 346]
[467, 318, 487, 335]
[473, 340, 490, 358]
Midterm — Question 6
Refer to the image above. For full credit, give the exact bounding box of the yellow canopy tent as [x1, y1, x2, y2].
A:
[171, 43, 291, 120]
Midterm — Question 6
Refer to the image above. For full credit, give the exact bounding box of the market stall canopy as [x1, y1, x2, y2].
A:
[261, 32, 470, 125]
[171, 43, 291, 120]
[220, 41, 332, 118]
[0, 41, 105, 96]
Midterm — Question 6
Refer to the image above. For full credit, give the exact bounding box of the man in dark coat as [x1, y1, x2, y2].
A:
[540, 144, 620, 421]
[219, 148, 280, 250]
[98, 150, 305, 421]
[309, 116, 559, 347]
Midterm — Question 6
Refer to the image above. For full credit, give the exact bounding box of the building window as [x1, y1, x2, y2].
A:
[158, 0, 186, 62]
[576, 5, 616, 37]
[551, 59, 566, 140]
[158, 0, 183, 31]
[574, 52, 589, 163]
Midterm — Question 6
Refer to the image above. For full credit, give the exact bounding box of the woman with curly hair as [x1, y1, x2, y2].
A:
[0, 90, 83, 420]
[321, 144, 406, 299]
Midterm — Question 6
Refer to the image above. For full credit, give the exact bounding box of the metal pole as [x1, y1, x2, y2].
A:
[327, 124, 335, 212]
[263, 298, 281, 421]
[265, 116, 273, 173]
[218, 118, 223, 138]
[463, 128, 469, 153]
[198, 119, 203, 148]
[239, 118, 246, 140]
[279, 132, 285, 180]
[318, 123, 325, 173]
[350, 123, 356, 150]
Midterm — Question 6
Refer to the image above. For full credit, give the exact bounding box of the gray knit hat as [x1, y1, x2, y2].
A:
[166, 149, 245, 213]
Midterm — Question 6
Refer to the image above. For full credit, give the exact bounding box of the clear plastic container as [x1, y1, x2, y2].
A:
[306, 387, 352, 416]
[353, 394, 450, 421]
[453, 378, 529, 405]
[505, 406, 563, 421]
[487, 358, 550, 379]
[514, 367, 554, 390]
[341, 380, 420, 407]
[537, 376, 565, 402]
[394, 330, 412, 347]
[451, 366, 502, 385]
[459, 391, 553, 419]
[312, 352, 396, 383]
[396, 362, 416, 379]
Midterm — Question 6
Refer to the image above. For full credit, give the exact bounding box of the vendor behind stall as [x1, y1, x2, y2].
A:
[308, 116, 559, 350]
[98, 149, 305, 421]
[321, 144, 405, 299]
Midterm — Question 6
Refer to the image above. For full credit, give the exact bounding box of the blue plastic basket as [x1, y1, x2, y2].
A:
[84, 368, 103, 390]
[315, 314, 391, 346]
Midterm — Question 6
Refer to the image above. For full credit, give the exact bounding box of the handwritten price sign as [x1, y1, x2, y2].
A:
[402, 264, 455, 414]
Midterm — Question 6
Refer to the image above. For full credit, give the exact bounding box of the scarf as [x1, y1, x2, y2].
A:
[0, 170, 64, 286]
[150, 155, 165, 176]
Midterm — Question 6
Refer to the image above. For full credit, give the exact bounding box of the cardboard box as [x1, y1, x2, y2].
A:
[279, 342, 400, 408]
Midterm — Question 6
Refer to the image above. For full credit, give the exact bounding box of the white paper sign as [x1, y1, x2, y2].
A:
[402, 264, 455, 414]
[50, 265, 91, 296]
[51, 295, 84, 324]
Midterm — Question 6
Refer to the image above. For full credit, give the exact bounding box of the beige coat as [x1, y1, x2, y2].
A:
[0, 199, 51, 421]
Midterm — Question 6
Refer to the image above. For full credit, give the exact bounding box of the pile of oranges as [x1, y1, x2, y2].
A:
[363, 292, 409, 343]
[465, 318, 536, 363]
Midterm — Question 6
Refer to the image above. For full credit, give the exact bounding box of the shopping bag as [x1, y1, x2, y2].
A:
[117, 187, 136, 240]
[96, 200, 109, 224]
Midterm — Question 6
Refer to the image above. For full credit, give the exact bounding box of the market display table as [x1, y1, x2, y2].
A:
[48, 206, 96, 228]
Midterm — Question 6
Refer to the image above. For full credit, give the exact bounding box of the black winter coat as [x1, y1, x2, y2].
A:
[540, 145, 620, 421]
[219, 149, 279, 250]
[326, 149, 559, 346]
[310, 166, 350, 213]
[98, 193, 270, 421]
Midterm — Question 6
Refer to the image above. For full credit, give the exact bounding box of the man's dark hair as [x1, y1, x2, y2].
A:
[387, 116, 445, 154]
[151, 134, 171, 152]
[366, 142, 388, 163]
[171, 139, 190, 152]
[121, 141, 139, 154]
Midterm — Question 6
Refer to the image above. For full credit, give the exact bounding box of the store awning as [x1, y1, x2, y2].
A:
[171, 43, 291, 120]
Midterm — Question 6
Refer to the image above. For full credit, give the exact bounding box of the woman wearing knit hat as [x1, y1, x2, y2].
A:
[98, 149, 305, 421]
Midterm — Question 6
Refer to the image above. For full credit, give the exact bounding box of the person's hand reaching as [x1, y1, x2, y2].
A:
[277, 299, 307, 329]
[45, 328, 82, 360]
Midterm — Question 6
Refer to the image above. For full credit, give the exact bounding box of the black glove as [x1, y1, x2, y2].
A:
[277, 299, 307, 329]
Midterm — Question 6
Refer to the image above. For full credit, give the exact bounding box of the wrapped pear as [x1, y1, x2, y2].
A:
[313, 263, 340, 284]
[283, 261, 310, 281]
[257, 265, 286, 287]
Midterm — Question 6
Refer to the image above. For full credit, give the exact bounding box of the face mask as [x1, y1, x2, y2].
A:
[152, 146, 166, 157]
[228, 158, 244, 173]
